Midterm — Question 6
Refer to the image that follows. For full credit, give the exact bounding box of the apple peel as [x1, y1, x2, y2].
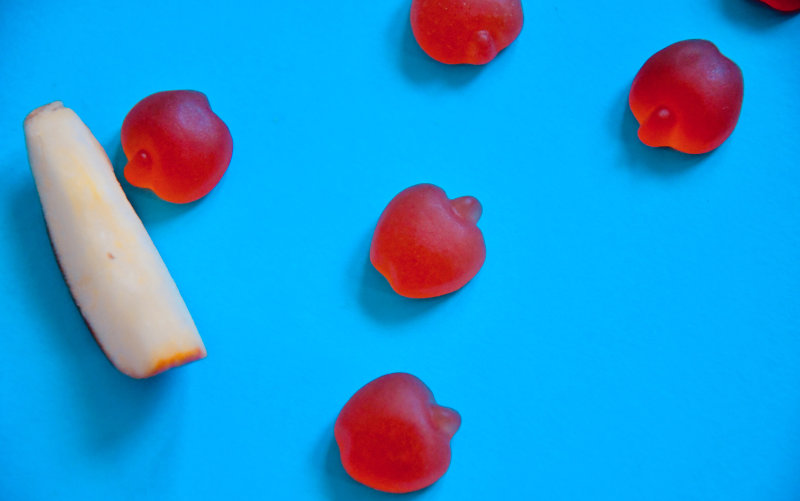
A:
[24, 102, 206, 378]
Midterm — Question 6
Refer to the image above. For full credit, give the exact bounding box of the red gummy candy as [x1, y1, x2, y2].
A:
[759, 0, 800, 11]
[334, 373, 461, 494]
[410, 0, 523, 65]
[121, 90, 233, 204]
[370, 184, 486, 299]
[629, 40, 744, 154]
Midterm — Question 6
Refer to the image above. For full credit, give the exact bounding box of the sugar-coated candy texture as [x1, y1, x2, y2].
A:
[334, 373, 461, 494]
[410, 0, 523, 65]
[759, 0, 800, 11]
[121, 90, 233, 204]
[629, 40, 744, 154]
[370, 184, 486, 298]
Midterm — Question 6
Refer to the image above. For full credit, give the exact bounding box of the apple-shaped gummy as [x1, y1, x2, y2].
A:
[410, 0, 523, 65]
[370, 184, 486, 298]
[121, 90, 233, 204]
[759, 0, 800, 11]
[334, 373, 461, 494]
[629, 39, 744, 154]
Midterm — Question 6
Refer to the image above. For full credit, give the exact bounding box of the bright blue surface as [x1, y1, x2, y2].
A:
[2, 1, 800, 499]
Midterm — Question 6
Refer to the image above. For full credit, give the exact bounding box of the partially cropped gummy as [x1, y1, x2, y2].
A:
[759, 0, 800, 11]
[370, 184, 486, 298]
[410, 0, 523, 65]
[629, 39, 744, 154]
[334, 373, 461, 494]
[121, 90, 233, 204]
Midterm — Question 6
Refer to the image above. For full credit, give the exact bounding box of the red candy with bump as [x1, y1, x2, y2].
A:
[370, 184, 486, 298]
[334, 373, 461, 494]
[122, 90, 233, 203]
[410, 0, 523, 65]
[759, 0, 800, 11]
[629, 40, 744, 154]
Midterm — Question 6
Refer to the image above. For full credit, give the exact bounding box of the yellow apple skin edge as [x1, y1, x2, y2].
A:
[24, 102, 206, 378]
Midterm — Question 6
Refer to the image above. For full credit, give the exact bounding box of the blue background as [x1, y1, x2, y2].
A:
[2, 1, 799, 499]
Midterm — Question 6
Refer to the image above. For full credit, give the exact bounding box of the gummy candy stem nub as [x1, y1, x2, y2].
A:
[431, 405, 461, 438]
[467, 30, 497, 63]
[125, 149, 153, 188]
[638, 107, 676, 148]
[451, 196, 482, 223]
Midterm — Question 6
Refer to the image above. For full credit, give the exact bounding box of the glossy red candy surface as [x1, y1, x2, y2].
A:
[121, 90, 233, 204]
[370, 184, 486, 298]
[629, 40, 744, 154]
[334, 373, 461, 494]
[410, 0, 523, 65]
[759, 0, 800, 11]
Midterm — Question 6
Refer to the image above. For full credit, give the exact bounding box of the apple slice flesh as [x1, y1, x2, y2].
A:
[24, 102, 206, 378]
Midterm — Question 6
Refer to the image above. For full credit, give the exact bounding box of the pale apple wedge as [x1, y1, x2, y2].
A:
[24, 101, 206, 378]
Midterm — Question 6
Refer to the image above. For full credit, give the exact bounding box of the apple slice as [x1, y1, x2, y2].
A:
[24, 101, 206, 378]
